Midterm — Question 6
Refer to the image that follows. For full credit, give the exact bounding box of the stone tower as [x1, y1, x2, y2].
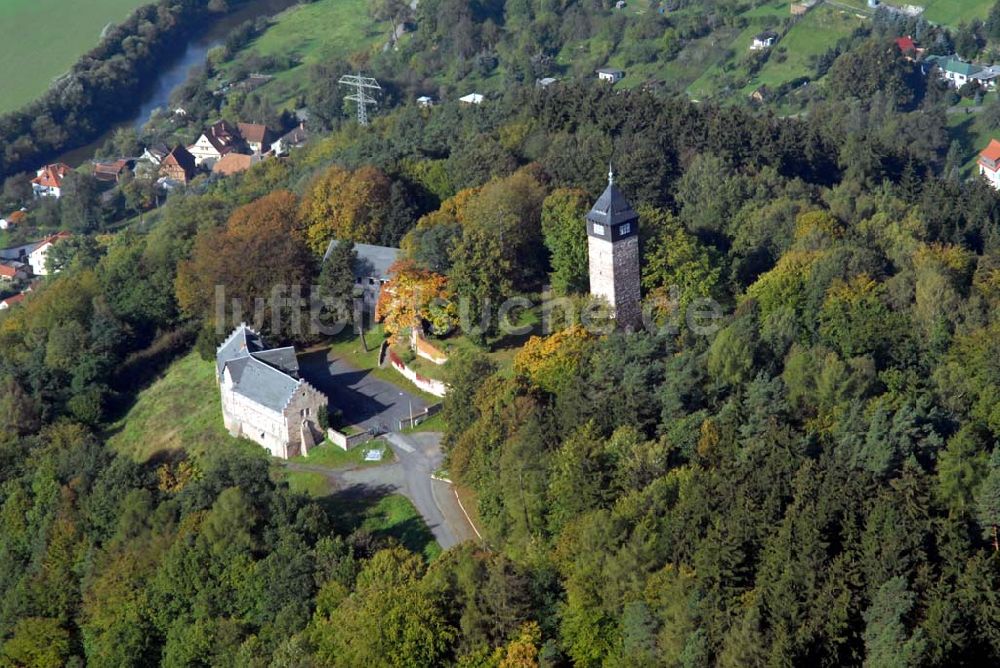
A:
[586, 167, 641, 328]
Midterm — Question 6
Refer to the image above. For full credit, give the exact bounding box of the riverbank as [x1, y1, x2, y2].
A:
[0, 0, 300, 180]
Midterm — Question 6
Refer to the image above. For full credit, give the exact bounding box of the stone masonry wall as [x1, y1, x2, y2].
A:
[588, 234, 641, 328]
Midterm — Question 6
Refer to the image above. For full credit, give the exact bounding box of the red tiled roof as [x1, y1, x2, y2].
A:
[0, 264, 18, 278]
[31, 163, 72, 188]
[212, 152, 254, 176]
[980, 139, 1000, 164]
[8, 211, 26, 224]
[238, 122, 269, 145]
[1, 293, 26, 308]
[895, 36, 916, 52]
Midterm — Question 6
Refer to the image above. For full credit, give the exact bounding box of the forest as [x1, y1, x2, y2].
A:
[4, 6, 1000, 664]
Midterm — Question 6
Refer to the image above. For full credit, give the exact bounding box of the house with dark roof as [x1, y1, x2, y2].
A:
[188, 120, 242, 167]
[93, 159, 134, 184]
[159, 145, 197, 185]
[323, 240, 400, 312]
[216, 324, 328, 459]
[271, 124, 309, 156]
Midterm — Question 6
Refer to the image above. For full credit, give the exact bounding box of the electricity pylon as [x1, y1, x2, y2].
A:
[338, 74, 381, 126]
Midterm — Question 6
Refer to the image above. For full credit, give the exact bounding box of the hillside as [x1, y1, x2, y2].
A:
[0, 0, 150, 113]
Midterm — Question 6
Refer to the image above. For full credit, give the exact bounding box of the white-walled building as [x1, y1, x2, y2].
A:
[216, 324, 328, 459]
[979, 139, 1000, 190]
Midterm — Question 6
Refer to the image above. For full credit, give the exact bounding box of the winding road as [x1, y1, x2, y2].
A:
[285, 431, 479, 549]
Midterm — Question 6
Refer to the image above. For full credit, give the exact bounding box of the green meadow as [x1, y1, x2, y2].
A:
[0, 0, 149, 114]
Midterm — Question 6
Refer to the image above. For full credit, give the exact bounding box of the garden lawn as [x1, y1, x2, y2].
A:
[0, 0, 149, 113]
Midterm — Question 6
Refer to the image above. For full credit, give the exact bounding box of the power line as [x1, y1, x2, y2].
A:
[338, 73, 382, 127]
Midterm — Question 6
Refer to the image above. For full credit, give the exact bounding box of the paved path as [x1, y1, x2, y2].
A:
[298, 349, 429, 434]
[285, 431, 479, 550]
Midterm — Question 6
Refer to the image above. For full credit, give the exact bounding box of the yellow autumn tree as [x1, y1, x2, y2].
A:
[375, 259, 457, 340]
[512, 325, 593, 394]
[300, 164, 392, 252]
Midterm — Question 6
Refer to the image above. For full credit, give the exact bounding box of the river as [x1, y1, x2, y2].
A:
[58, 0, 298, 167]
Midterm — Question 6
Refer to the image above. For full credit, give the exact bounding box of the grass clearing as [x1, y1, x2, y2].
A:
[747, 4, 865, 92]
[0, 0, 150, 114]
[921, 0, 994, 26]
[218, 0, 387, 108]
[105, 350, 264, 463]
[948, 110, 996, 176]
[290, 438, 394, 469]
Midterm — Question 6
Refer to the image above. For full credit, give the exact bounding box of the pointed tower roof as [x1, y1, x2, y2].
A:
[586, 166, 638, 227]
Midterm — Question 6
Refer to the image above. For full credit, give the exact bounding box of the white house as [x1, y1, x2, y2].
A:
[416, 95, 434, 107]
[596, 68, 625, 84]
[979, 139, 1000, 190]
[28, 232, 71, 276]
[323, 240, 400, 313]
[459, 93, 484, 105]
[187, 120, 241, 167]
[271, 124, 309, 156]
[31, 164, 72, 198]
[217, 324, 328, 459]
[751, 30, 778, 50]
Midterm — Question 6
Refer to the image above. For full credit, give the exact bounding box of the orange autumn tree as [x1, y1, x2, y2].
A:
[299, 164, 392, 252]
[175, 190, 314, 340]
[375, 259, 457, 340]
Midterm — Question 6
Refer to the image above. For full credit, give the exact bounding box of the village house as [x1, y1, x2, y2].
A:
[31, 163, 72, 198]
[188, 119, 242, 167]
[596, 67, 625, 84]
[979, 139, 1000, 190]
[212, 152, 258, 177]
[0, 210, 26, 231]
[140, 144, 171, 166]
[928, 56, 1000, 90]
[216, 324, 328, 459]
[0, 262, 28, 283]
[0, 232, 72, 277]
[0, 293, 25, 310]
[271, 124, 309, 156]
[416, 95, 434, 107]
[323, 240, 400, 313]
[238, 122, 272, 154]
[159, 145, 197, 186]
[93, 159, 134, 184]
[459, 93, 485, 104]
[751, 30, 778, 50]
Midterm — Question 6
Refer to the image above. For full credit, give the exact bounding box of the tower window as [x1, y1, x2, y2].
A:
[593, 223, 605, 235]
[620, 223, 631, 235]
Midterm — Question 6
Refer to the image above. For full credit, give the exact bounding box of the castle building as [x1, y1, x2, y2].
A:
[586, 168, 641, 328]
[216, 324, 328, 459]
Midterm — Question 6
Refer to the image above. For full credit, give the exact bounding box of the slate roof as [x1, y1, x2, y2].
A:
[216, 324, 310, 413]
[586, 173, 639, 227]
[278, 125, 308, 146]
[323, 240, 400, 281]
[224, 356, 302, 413]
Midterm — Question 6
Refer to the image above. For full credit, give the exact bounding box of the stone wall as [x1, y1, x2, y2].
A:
[588, 234, 641, 328]
[410, 327, 448, 365]
[282, 382, 329, 458]
[220, 385, 290, 458]
[327, 427, 374, 450]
